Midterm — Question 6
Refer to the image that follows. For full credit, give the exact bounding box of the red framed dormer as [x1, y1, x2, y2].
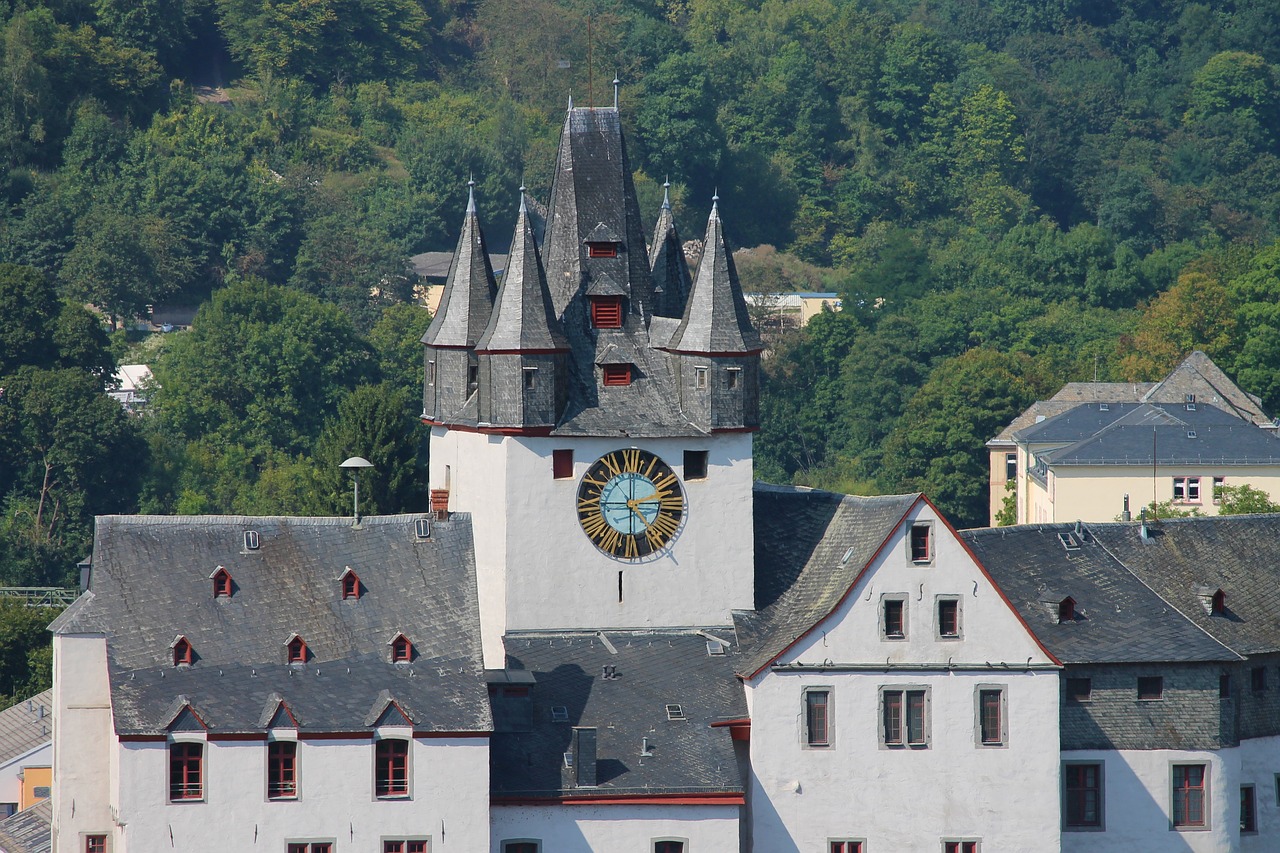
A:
[171, 635, 194, 666]
[211, 566, 233, 598]
[285, 633, 309, 665]
[339, 567, 362, 600]
[389, 633, 414, 663]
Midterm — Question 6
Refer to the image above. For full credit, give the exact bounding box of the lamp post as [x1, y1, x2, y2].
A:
[339, 457, 374, 526]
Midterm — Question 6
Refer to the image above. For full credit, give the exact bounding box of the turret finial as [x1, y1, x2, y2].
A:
[467, 174, 476, 213]
[568, 94, 574, 111]
[662, 177, 671, 210]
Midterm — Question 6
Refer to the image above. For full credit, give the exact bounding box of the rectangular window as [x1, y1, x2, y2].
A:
[466, 364, 478, 391]
[384, 842, 429, 853]
[1241, 785, 1257, 833]
[804, 689, 830, 747]
[1253, 666, 1267, 692]
[375, 739, 409, 798]
[1220, 674, 1231, 698]
[552, 449, 574, 479]
[727, 368, 740, 389]
[694, 366, 708, 389]
[1066, 677, 1092, 702]
[654, 841, 685, 853]
[684, 450, 709, 480]
[268, 741, 297, 800]
[1173, 476, 1201, 503]
[502, 842, 540, 853]
[287, 845, 332, 853]
[942, 841, 978, 853]
[978, 688, 1004, 746]
[909, 524, 931, 562]
[523, 367, 536, 389]
[587, 243, 618, 258]
[829, 842, 863, 853]
[1213, 477, 1226, 503]
[937, 598, 960, 639]
[602, 364, 632, 386]
[1064, 763, 1103, 829]
[590, 296, 623, 328]
[85, 837, 107, 853]
[1005, 452, 1017, 480]
[426, 359, 435, 386]
[169, 742, 203, 801]
[883, 688, 928, 747]
[882, 597, 906, 639]
[1173, 764, 1207, 828]
[1138, 676, 1164, 700]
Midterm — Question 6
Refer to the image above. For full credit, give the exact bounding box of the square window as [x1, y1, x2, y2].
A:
[1066, 677, 1092, 702]
[85, 836, 107, 853]
[909, 524, 931, 562]
[169, 742, 203, 801]
[882, 597, 906, 639]
[684, 450, 708, 480]
[552, 449, 573, 479]
[1173, 477, 1201, 503]
[1242, 785, 1257, 833]
[1213, 477, 1226, 503]
[1137, 676, 1163, 700]
[267, 741, 297, 800]
[977, 687, 1005, 746]
[804, 688, 830, 747]
[1064, 762, 1103, 829]
[602, 364, 632, 386]
[375, 739, 410, 798]
[1172, 764, 1207, 828]
[882, 687, 928, 747]
[937, 598, 960, 639]
[590, 297, 623, 328]
[829, 842, 863, 853]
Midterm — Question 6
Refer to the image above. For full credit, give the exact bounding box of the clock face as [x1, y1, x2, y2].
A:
[577, 449, 685, 559]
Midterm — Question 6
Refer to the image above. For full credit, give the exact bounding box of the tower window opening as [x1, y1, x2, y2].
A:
[591, 297, 623, 328]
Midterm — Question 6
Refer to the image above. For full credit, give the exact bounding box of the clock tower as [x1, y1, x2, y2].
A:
[424, 106, 762, 666]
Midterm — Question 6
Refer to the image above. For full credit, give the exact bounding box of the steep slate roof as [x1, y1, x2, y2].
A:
[1141, 350, 1272, 427]
[648, 184, 692, 319]
[422, 183, 498, 349]
[962, 525, 1237, 664]
[1092, 516, 1280, 656]
[735, 485, 919, 677]
[667, 202, 762, 356]
[51, 515, 490, 736]
[0, 800, 50, 853]
[0, 691, 50, 767]
[475, 198, 568, 354]
[492, 630, 745, 799]
[988, 384, 1151, 445]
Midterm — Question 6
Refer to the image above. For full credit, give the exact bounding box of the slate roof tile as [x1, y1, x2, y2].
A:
[0, 799, 50, 853]
[0, 691, 51, 768]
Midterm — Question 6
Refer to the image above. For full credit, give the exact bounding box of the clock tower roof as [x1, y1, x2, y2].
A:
[422, 181, 498, 349]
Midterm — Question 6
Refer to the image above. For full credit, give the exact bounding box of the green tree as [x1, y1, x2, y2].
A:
[0, 264, 58, 375]
[1216, 484, 1280, 515]
[367, 302, 433, 400]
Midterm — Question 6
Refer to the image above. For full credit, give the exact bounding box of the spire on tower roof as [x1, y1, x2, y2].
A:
[649, 180, 691, 319]
[475, 195, 568, 354]
[666, 200, 761, 355]
[422, 182, 498, 349]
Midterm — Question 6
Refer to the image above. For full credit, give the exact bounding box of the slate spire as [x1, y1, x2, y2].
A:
[649, 178, 692, 319]
[667, 198, 762, 355]
[476, 195, 568, 354]
[422, 180, 497, 349]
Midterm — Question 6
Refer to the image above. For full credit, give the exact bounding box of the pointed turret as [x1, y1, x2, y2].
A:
[422, 181, 498, 422]
[665, 198, 762, 431]
[474, 196, 569, 429]
[649, 180, 693, 318]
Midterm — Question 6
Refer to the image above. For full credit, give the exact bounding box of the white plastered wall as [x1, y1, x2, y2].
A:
[0, 741, 52, 808]
[1238, 734, 1280, 851]
[1047, 466, 1280, 522]
[52, 634, 114, 853]
[490, 803, 740, 853]
[113, 735, 489, 852]
[430, 429, 755, 667]
[745, 503, 1061, 852]
[1060, 747, 1237, 853]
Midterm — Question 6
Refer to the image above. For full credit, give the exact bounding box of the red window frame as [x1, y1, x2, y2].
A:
[587, 243, 618, 258]
[267, 741, 297, 800]
[1173, 764, 1206, 827]
[375, 739, 410, 798]
[85, 836, 107, 853]
[169, 742, 203, 801]
[830, 843, 862, 853]
[173, 637, 193, 666]
[288, 845, 331, 853]
[213, 569, 232, 598]
[391, 635, 413, 663]
[602, 365, 632, 386]
[938, 599, 959, 637]
[342, 572, 361, 600]
[979, 689, 1003, 745]
[805, 689, 830, 746]
[287, 637, 308, 664]
[910, 524, 931, 561]
[944, 843, 977, 853]
[884, 689, 927, 746]
[1059, 597, 1075, 623]
[883, 599, 905, 638]
[1064, 763, 1102, 827]
[384, 842, 429, 853]
[590, 297, 623, 328]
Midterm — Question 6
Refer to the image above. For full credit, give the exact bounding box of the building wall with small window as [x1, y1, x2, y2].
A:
[1059, 664, 1230, 752]
[428, 430, 755, 668]
[489, 803, 739, 853]
[1238, 733, 1280, 850]
[52, 634, 114, 852]
[1233, 652, 1280, 740]
[106, 734, 488, 852]
[741, 504, 1060, 852]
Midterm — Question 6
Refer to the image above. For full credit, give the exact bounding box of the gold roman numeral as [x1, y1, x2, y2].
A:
[623, 535, 639, 559]
[602, 453, 623, 477]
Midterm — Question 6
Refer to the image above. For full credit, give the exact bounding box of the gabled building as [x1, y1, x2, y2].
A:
[987, 352, 1279, 524]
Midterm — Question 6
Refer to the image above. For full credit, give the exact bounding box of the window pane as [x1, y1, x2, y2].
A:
[906, 691, 926, 745]
[1174, 765, 1206, 827]
[169, 742, 202, 801]
[1242, 786, 1257, 832]
[938, 600, 958, 637]
[884, 600, 904, 638]
[806, 691, 829, 746]
[883, 691, 902, 744]
[376, 740, 410, 797]
[268, 741, 297, 799]
[1065, 764, 1101, 827]
[980, 690, 1002, 745]
[910, 525, 930, 561]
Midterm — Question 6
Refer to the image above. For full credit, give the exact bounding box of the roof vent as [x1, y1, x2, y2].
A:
[243, 530, 260, 551]
[1186, 394, 1196, 403]
[1187, 430, 1197, 439]
[550, 706, 569, 723]
[601, 665, 618, 680]
[1057, 532, 1081, 552]
[706, 640, 727, 656]
[1196, 586, 1226, 615]
[665, 704, 686, 721]
[1099, 403, 1109, 411]
[1057, 597, 1076, 624]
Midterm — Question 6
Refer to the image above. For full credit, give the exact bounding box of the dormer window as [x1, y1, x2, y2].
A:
[244, 530, 260, 551]
[1058, 597, 1076, 623]
[390, 634, 414, 663]
[591, 296, 623, 328]
[340, 568, 361, 600]
[1212, 589, 1225, 614]
[602, 364, 632, 386]
[286, 635, 308, 664]
[212, 567, 233, 598]
[587, 242, 618, 258]
[172, 636, 194, 666]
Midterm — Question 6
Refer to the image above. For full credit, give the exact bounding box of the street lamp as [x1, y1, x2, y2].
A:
[339, 457, 374, 526]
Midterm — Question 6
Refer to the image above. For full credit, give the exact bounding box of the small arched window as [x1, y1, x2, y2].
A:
[286, 635, 308, 664]
[212, 567, 233, 598]
[173, 636, 194, 666]
[390, 634, 413, 663]
[1212, 589, 1226, 614]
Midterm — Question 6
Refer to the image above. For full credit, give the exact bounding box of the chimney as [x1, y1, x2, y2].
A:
[572, 727, 597, 787]
[1122, 493, 1131, 522]
[430, 489, 450, 520]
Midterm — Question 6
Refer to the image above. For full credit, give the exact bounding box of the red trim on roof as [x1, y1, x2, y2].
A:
[709, 717, 750, 728]
[474, 347, 570, 356]
[119, 734, 167, 742]
[492, 793, 744, 806]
